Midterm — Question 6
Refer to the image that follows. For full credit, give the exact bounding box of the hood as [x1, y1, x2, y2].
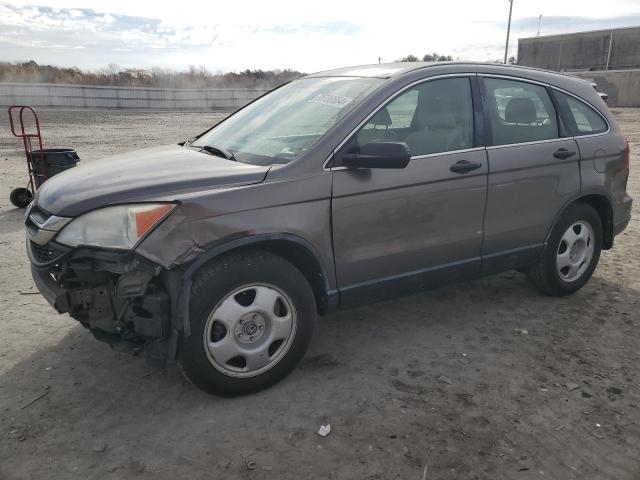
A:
[35, 144, 270, 217]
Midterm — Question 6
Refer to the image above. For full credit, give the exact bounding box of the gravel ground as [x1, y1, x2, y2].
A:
[1, 108, 639, 480]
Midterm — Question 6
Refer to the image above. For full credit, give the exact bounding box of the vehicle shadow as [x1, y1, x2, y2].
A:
[0, 208, 27, 234]
[1, 270, 639, 479]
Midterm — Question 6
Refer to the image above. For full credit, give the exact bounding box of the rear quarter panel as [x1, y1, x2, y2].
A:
[576, 130, 631, 228]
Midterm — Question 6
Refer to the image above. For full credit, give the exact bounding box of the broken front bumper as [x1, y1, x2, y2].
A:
[27, 238, 174, 358]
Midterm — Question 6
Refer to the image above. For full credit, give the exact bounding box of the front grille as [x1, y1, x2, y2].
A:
[29, 240, 69, 266]
[25, 203, 72, 246]
[25, 205, 51, 238]
[29, 205, 52, 225]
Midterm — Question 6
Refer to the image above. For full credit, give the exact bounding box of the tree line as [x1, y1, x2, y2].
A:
[0, 61, 304, 89]
[0, 55, 519, 89]
[395, 53, 519, 64]
[396, 53, 455, 62]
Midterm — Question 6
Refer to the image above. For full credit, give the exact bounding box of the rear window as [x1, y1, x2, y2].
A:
[483, 78, 559, 146]
[553, 91, 608, 136]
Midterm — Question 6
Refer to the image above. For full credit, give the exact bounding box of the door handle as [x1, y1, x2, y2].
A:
[553, 148, 577, 159]
[450, 160, 482, 174]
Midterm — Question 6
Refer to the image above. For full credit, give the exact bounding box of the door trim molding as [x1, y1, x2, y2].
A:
[338, 256, 481, 308]
[336, 243, 547, 308]
[480, 243, 545, 275]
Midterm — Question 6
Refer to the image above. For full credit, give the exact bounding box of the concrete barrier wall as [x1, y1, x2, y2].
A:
[0, 83, 271, 110]
[519, 27, 640, 72]
[3, 75, 638, 110]
[572, 70, 640, 108]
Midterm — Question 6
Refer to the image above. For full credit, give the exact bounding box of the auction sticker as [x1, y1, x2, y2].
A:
[309, 94, 353, 108]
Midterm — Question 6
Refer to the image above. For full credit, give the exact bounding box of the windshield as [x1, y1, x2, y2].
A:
[192, 77, 383, 165]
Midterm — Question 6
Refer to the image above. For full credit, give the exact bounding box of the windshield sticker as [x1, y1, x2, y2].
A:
[309, 93, 353, 108]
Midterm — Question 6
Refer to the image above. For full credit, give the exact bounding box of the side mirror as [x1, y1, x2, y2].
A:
[341, 141, 411, 169]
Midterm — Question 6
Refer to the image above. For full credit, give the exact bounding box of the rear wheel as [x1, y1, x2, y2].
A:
[180, 250, 316, 396]
[10, 187, 33, 208]
[528, 202, 602, 296]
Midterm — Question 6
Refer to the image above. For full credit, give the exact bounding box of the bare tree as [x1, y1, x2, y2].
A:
[0, 60, 305, 89]
[398, 55, 419, 62]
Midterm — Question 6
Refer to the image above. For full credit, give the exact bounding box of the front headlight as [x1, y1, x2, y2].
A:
[55, 203, 175, 249]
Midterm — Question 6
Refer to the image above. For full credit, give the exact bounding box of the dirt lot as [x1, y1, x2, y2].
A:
[1, 108, 639, 480]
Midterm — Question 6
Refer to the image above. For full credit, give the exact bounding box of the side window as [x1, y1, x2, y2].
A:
[483, 78, 559, 146]
[351, 78, 473, 158]
[553, 91, 608, 135]
[386, 90, 419, 128]
[357, 90, 419, 141]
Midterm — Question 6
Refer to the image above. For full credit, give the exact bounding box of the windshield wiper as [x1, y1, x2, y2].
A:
[180, 136, 197, 147]
[195, 145, 236, 161]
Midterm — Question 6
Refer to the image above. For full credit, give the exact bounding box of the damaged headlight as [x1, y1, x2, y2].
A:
[56, 203, 176, 249]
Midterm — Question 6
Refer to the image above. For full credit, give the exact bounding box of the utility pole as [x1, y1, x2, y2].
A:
[605, 30, 613, 70]
[504, 0, 514, 64]
[537, 15, 542, 37]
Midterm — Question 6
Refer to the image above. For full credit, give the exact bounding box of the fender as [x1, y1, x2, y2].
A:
[542, 187, 614, 250]
[168, 233, 337, 357]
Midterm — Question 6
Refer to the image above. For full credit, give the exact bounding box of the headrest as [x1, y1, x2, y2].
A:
[370, 107, 392, 127]
[418, 96, 456, 129]
[504, 97, 537, 124]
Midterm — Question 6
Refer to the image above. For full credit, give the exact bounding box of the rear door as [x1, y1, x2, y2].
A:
[331, 76, 488, 306]
[480, 76, 581, 273]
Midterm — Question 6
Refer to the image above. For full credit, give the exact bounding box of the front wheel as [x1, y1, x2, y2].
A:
[180, 250, 316, 396]
[528, 202, 602, 296]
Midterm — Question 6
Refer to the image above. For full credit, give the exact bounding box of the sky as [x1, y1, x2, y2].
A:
[1, 0, 639, 74]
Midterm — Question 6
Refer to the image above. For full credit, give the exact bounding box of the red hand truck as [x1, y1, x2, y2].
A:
[8, 105, 46, 208]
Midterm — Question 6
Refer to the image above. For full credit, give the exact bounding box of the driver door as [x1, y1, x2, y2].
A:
[330, 76, 488, 307]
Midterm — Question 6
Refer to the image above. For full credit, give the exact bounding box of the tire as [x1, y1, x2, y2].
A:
[10, 187, 33, 208]
[528, 202, 602, 296]
[180, 249, 316, 396]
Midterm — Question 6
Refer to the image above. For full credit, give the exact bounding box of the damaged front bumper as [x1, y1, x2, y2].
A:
[27, 238, 177, 365]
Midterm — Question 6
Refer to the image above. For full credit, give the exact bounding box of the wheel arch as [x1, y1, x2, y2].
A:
[173, 234, 336, 342]
[546, 192, 614, 250]
[235, 237, 335, 315]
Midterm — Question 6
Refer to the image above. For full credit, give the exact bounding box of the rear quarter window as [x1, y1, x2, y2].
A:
[552, 90, 608, 136]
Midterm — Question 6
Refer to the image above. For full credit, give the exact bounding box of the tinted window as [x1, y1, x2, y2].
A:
[353, 78, 473, 157]
[553, 91, 608, 135]
[357, 89, 418, 144]
[386, 90, 419, 128]
[484, 78, 559, 146]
